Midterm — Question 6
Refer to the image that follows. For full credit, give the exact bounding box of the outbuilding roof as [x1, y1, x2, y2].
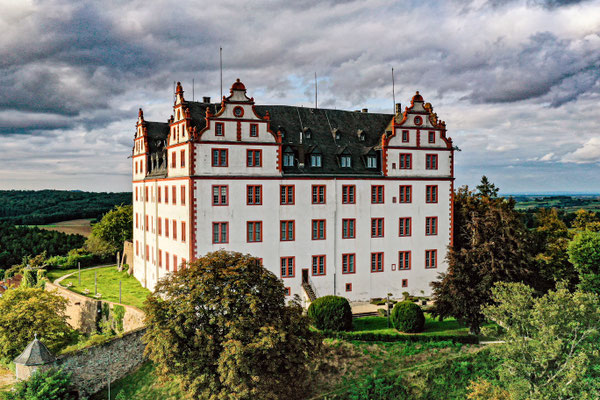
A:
[13, 336, 55, 366]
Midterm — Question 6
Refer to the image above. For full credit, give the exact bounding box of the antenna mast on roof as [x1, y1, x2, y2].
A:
[315, 72, 318, 109]
[392, 68, 396, 114]
[220, 47, 223, 100]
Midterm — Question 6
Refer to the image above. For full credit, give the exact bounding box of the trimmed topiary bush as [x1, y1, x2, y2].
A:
[308, 295, 353, 331]
[391, 301, 425, 333]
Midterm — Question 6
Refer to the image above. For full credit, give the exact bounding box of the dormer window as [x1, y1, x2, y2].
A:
[341, 155, 351, 168]
[303, 127, 311, 139]
[366, 155, 377, 168]
[332, 128, 340, 140]
[283, 152, 294, 167]
[310, 154, 322, 167]
[357, 129, 366, 141]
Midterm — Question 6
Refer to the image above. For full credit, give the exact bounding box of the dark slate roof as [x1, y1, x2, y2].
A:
[14, 337, 55, 366]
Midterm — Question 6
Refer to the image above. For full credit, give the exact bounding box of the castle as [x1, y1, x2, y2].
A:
[132, 79, 455, 301]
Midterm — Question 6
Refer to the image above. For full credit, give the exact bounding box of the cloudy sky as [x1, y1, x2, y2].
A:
[1, 0, 599, 193]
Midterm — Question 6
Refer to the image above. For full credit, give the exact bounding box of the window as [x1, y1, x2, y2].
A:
[310, 154, 322, 167]
[426, 250, 437, 268]
[212, 222, 228, 243]
[312, 219, 326, 240]
[135, 161, 138, 174]
[402, 130, 409, 142]
[366, 155, 377, 168]
[312, 185, 326, 204]
[247, 221, 262, 242]
[181, 221, 186, 243]
[165, 218, 169, 237]
[428, 131, 435, 143]
[157, 217, 161, 235]
[173, 254, 178, 272]
[371, 185, 384, 204]
[145, 187, 148, 202]
[285, 287, 291, 296]
[164, 186, 169, 203]
[135, 187, 138, 201]
[247, 149, 262, 167]
[371, 252, 384, 272]
[250, 124, 258, 137]
[281, 257, 294, 278]
[341, 155, 351, 168]
[180, 149, 186, 167]
[172, 185, 177, 205]
[345, 283, 352, 292]
[171, 151, 176, 168]
[426, 217, 438, 236]
[342, 254, 355, 274]
[280, 221, 295, 241]
[283, 152, 294, 167]
[342, 185, 355, 204]
[280, 185, 294, 205]
[399, 153, 412, 169]
[145, 215, 148, 231]
[215, 122, 224, 136]
[426, 154, 438, 170]
[181, 186, 186, 205]
[426, 185, 438, 203]
[312, 255, 326, 276]
[146, 245, 149, 261]
[136, 240, 139, 256]
[371, 218, 384, 237]
[399, 217, 411, 236]
[165, 251, 170, 271]
[157, 187, 161, 203]
[212, 149, 228, 167]
[402, 279, 408, 288]
[399, 251, 411, 270]
[399, 185, 412, 203]
[342, 219, 355, 239]
[172, 220, 177, 240]
[212, 185, 228, 205]
[247, 185, 262, 205]
[135, 213, 139, 229]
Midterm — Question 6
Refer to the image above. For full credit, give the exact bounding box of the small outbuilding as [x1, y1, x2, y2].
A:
[13, 335, 56, 380]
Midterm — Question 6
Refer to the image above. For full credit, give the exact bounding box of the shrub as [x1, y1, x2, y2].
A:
[21, 269, 36, 288]
[391, 301, 425, 333]
[320, 330, 479, 344]
[308, 295, 353, 331]
[4, 368, 75, 400]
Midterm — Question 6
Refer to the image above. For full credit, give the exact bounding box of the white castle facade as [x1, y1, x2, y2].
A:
[132, 79, 455, 302]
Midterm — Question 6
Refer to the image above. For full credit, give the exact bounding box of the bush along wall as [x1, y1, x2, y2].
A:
[319, 330, 479, 344]
[307, 295, 353, 331]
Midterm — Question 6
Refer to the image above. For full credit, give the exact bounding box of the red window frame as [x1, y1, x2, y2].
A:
[165, 218, 169, 237]
[212, 222, 228, 243]
[145, 187, 148, 202]
[246, 149, 262, 167]
[247, 221, 262, 242]
[399, 153, 412, 169]
[173, 254, 178, 273]
[280, 257, 295, 278]
[181, 221, 186, 243]
[145, 215, 148, 232]
[250, 123, 258, 137]
[145, 245, 149, 261]
[345, 283, 352, 292]
[212, 185, 228, 206]
[164, 186, 169, 203]
[165, 251, 170, 271]
[157, 217, 161, 235]
[280, 220, 295, 241]
[311, 219, 326, 240]
[428, 131, 435, 143]
[247, 185, 262, 205]
[426, 217, 438, 236]
[371, 218, 384, 238]
[402, 130, 409, 143]
[136, 240, 139, 256]
[371, 185, 384, 204]
[215, 122, 224, 136]
[342, 185, 355, 204]
[171, 151, 176, 168]
[402, 279, 408, 288]
[172, 220, 177, 240]
[180, 149, 186, 167]
[342, 218, 355, 239]
[280, 185, 295, 205]
[135, 187, 138, 201]
[158, 250, 162, 268]
[371, 252, 384, 272]
[211, 148, 228, 167]
[312, 185, 326, 204]
[398, 251, 411, 270]
[399, 217, 411, 237]
[172, 185, 177, 205]
[399, 185, 412, 203]
[426, 250, 437, 269]
[135, 213, 139, 229]
[157, 187, 161, 203]
[426, 154, 438, 170]
[285, 287, 291, 296]
[181, 186, 186, 206]
[342, 253, 356, 274]
[426, 185, 438, 203]
[312, 255, 326, 276]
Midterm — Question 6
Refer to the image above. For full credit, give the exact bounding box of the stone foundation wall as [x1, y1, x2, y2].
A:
[57, 328, 147, 398]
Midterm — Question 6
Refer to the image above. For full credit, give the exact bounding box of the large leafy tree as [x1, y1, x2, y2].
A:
[87, 205, 132, 254]
[0, 288, 76, 362]
[431, 178, 534, 333]
[483, 282, 600, 400]
[568, 230, 600, 294]
[143, 250, 322, 400]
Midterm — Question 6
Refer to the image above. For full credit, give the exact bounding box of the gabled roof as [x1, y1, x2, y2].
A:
[14, 337, 55, 366]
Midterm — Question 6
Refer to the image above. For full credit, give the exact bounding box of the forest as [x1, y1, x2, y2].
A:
[0, 190, 131, 225]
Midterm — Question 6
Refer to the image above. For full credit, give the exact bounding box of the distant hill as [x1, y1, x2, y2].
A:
[0, 190, 131, 225]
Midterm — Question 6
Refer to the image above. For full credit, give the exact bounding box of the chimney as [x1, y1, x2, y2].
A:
[395, 103, 402, 114]
[202, 96, 211, 103]
[362, 108, 368, 113]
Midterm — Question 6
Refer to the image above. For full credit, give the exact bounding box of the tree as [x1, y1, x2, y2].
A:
[568, 230, 600, 294]
[572, 209, 600, 231]
[3, 368, 75, 400]
[483, 282, 600, 400]
[88, 205, 132, 254]
[143, 250, 321, 400]
[0, 288, 76, 362]
[431, 184, 534, 333]
[476, 175, 499, 198]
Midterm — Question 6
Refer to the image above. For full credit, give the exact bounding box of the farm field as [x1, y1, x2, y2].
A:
[33, 218, 93, 237]
[513, 195, 600, 212]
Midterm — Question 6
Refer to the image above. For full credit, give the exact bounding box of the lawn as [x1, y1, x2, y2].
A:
[47, 265, 97, 283]
[60, 266, 150, 309]
[32, 219, 93, 237]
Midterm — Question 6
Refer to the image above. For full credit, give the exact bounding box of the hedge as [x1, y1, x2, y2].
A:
[391, 301, 425, 333]
[308, 295, 353, 331]
[319, 330, 479, 344]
